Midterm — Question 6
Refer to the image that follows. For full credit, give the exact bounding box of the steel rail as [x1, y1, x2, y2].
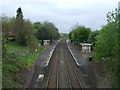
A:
[45, 39, 83, 89]
[45, 39, 61, 89]
[66, 39, 84, 88]
[64, 54, 72, 89]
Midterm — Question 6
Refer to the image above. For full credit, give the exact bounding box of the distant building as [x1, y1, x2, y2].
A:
[80, 43, 92, 52]
[60, 33, 64, 37]
[43, 40, 50, 46]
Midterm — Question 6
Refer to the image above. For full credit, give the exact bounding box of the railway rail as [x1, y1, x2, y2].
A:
[43, 39, 83, 89]
[64, 42, 82, 88]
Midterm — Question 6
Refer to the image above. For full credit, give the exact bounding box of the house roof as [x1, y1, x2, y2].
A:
[79, 43, 92, 46]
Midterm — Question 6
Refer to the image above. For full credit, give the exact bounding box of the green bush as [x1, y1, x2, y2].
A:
[2, 41, 26, 88]
[94, 8, 120, 87]
[2, 53, 26, 88]
[2, 40, 46, 88]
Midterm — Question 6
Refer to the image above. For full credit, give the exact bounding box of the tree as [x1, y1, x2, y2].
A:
[77, 26, 91, 43]
[33, 22, 41, 33]
[34, 21, 59, 45]
[94, 8, 120, 87]
[23, 20, 39, 49]
[69, 25, 91, 45]
[15, 7, 25, 45]
[88, 30, 99, 46]
[2, 17, 16, 34]
[95, 24, 117, 59]
[95, 8, 119, 60]
[71, 29, 78, 43]
[15, 7, 38, 49]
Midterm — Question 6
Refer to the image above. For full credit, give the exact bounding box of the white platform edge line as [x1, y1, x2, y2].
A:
[45, 39, 61, 66]
[66, 40, 79, 66]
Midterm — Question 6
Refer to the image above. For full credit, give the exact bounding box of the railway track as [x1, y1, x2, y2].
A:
[65, 40, 83, 88]
[45, 43, 60, 89]
[45, 42, 60, 90]
[44, 39, 83, 89]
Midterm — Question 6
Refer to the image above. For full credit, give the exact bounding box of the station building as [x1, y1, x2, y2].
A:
[79, 43, 92, 52]
[43, 40, 51, 46]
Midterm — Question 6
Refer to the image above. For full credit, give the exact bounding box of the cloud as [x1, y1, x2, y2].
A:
[1, 0, 120, 33]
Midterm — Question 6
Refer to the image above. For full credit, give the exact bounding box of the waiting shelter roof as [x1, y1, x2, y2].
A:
[79, 43, 92, 46]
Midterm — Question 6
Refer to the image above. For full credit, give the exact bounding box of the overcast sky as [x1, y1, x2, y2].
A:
[0, 0, 120, 33]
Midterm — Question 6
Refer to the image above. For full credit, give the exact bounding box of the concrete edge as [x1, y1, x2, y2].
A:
[66, 39, 91, 88]
[45, 39, 61, 66]
[66, 40, 79, 66]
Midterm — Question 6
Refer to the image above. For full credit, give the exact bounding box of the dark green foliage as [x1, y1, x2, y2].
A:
[71, 29, 78, 43]
[109, 59, 119, 88]
[34, 21, 60, 44]
[15, 7, 26, 45]
[94, 8, 119, 60]
[23, 20, 39, 49]
[14, 8, 39, 49]
[33, 22, 41, 31]
[94, 8, 120, 87]
[118, 7, 120, 89]
[2, 7, 40, 88]
[2, 53, 26, 88]
[2, 39, 26, 88]
[69, 25, 91, 45]
[94, 23, 118, 60]
[88, 30, 99, 46]
[77, 26, 91, 43]
[16, 7, 22, 17]
[2, 17, 16, 34]
[2, 35, 7, 56]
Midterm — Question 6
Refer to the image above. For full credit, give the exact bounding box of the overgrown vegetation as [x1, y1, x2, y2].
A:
[2, 8, 39, 49]
[94, 8, 120, 87]
[2, 36, 46, 88]
[2, 7, 57, 88]
[2, 38, 26, 88]
[69, 8, 120, 87]
[88, 30, 99, 46]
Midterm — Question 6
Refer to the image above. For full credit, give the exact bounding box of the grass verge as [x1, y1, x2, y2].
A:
[6, 41, 26, 51]
[2, 41, 46, 88]
[23, 46, 46, 66]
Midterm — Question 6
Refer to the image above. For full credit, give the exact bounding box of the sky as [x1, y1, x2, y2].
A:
[0, 0, 120, 33]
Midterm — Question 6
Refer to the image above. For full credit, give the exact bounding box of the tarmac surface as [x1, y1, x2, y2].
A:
[67, 39, 98, 88]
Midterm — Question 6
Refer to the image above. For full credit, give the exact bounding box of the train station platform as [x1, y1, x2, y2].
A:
[29, 40, 59, 88]
[67, 39, 98, 88]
